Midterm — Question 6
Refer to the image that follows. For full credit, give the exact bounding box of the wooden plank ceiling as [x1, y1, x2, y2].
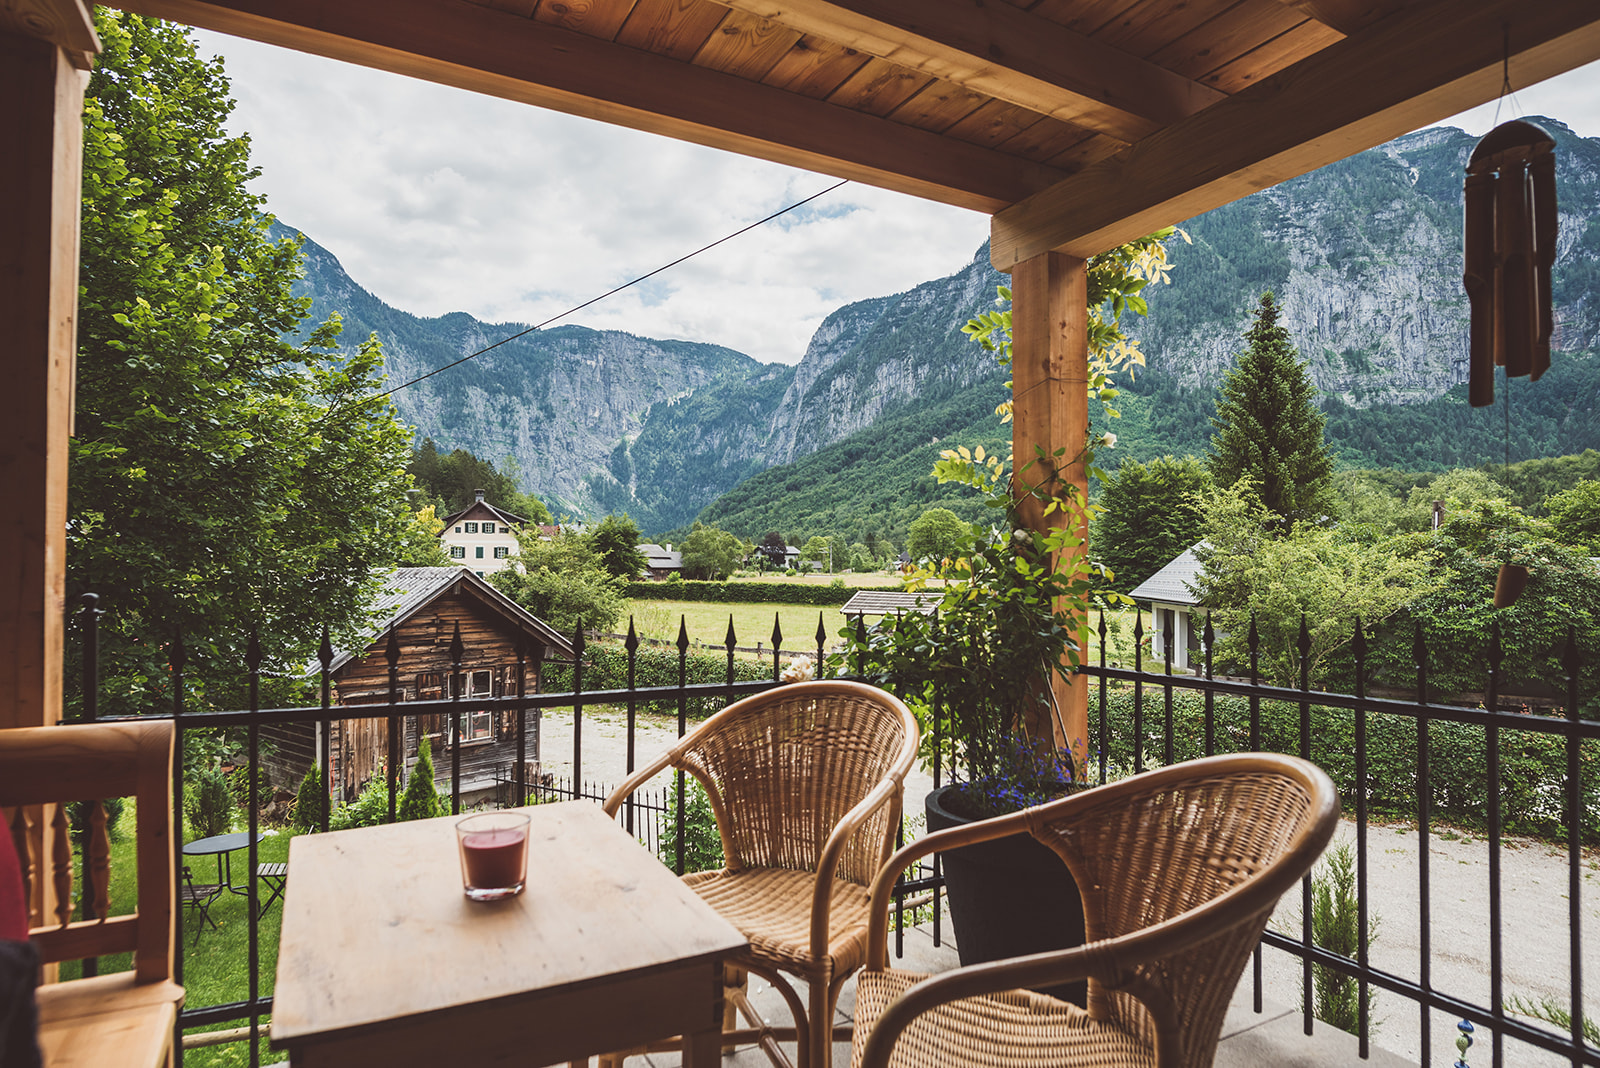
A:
[92, 0, 1600, 263]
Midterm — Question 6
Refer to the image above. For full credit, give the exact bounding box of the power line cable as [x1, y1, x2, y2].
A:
[376, 178, 849, 398]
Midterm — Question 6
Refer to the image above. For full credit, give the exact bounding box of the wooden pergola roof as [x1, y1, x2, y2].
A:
[63, 0, 1600, 266]
[5, 0, 1600, 741]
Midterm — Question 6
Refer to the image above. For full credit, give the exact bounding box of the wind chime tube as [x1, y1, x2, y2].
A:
[1530, 151, 1557, 379]
[1462, 119, 1557, 408]
[1463, 171, 1497, 408]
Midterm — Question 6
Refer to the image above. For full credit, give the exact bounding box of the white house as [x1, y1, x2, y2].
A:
[1127, 544, 1205, 672]
[439, 489, 525, 576]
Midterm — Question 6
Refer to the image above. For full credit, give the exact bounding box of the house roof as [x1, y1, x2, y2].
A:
[326, 566, 573, 674]
[1127, 545, 1205, 608]
[439, 498, 526, 530]
[639, 544, 683, 569]
[841, 590, 939, 618]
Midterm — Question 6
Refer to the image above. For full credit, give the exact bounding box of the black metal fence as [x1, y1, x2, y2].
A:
[51, 598, 1600, 1067]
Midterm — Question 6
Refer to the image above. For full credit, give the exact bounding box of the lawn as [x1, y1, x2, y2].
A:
[66, 802, 292, 1066]
[723, 570, 901, 587]
[624, 598, 855, 654]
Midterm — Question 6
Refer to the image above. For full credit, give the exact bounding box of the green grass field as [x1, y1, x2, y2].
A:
[624, 599, 852, 653]
[67, 805, 292, 1065]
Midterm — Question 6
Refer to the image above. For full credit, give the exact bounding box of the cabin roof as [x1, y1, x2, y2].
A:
[327, 566, 574, 674]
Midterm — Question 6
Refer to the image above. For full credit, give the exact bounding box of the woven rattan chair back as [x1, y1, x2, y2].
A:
[680, 681, 914, 885]
[1029, 759, 1326, 1062]
[854, 752, 1338, 1068]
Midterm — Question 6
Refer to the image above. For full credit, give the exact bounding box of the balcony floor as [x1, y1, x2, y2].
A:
[606, 921, 1412, 1068]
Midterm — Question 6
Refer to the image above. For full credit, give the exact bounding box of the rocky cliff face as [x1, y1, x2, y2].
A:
[1134, 117, 1600, 407]
[285, 116, 1600, 532]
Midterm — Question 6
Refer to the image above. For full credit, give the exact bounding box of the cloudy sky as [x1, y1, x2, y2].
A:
[191, 28, 1600, 368]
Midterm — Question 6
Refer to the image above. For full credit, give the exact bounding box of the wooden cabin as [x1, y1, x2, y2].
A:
[262, 567, 574, 803]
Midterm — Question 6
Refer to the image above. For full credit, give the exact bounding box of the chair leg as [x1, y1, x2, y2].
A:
[807, 976, 830, 1068]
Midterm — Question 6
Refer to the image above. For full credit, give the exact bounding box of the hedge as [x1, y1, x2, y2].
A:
[626, 580, 900, 606]
[542, 642, 774, 720]
[1093, 687, 1600, 843]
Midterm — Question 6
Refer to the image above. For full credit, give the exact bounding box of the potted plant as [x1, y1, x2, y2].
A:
[839, 230, 1183, 1002]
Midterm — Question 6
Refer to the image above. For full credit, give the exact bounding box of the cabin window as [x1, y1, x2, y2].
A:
[415, 672, 445, 700]
[454, 525, 461, 533]
[493, 546, 509, 558]
[475, 546, 484, 559]
[450, 546, 465, 559]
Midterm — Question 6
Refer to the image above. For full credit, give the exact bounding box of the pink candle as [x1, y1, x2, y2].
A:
[456, 812, 530, 900]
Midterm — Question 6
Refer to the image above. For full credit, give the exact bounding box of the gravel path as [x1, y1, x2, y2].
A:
[539, 707, 1597, 1064]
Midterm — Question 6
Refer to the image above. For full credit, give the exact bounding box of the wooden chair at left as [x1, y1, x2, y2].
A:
[0, 720, 185, 1068]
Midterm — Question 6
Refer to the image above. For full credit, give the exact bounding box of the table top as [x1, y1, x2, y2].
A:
[270, 801, 747, 1049]
[182, 832, 263, 855]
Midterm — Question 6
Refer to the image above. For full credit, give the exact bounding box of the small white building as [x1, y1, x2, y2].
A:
[439, 489, 525, 576]
[1127, 544, 1205, 672]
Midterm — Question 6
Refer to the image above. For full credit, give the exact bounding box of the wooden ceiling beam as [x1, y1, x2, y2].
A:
[109, 0, 1067, 213]
[992, 0, 1600, 267]
[1270, 0, 1414, 36]
[711, 0, 1225, 142]
[1, 0, 98, 67]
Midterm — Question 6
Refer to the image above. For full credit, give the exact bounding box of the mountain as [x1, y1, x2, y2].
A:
[282, 116, 1600, 539]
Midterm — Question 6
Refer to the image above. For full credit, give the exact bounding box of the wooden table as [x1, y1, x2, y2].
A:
[270, 802, 747, 1067]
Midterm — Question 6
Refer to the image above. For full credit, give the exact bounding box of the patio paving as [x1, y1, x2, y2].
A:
[605, 918, 1414, 1068]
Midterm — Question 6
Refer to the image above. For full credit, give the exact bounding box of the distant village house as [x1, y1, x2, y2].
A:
[439, 489, 525, 575]
[1127, 545, 1204, 672]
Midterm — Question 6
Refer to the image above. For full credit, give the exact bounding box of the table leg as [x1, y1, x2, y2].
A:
[682, 1027, 721, 1068]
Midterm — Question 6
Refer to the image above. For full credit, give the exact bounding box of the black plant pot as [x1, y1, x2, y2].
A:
[925, 784, 1086, 1005]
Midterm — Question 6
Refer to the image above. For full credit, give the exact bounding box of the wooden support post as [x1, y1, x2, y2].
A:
[0, 26, 89, 938]
[1008, 251, 1089, 764]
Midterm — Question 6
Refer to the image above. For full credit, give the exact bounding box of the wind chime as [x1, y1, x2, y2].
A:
[1462, 116, 1556, 607]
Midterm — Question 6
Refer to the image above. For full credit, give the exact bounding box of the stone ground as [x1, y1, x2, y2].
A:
[539, 707, 1598, 1066]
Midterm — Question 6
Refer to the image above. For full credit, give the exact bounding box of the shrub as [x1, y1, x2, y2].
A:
[186, 768, 234, 839]
[330, 772, 391, 831]
[1095, 687, 1600, 842]
[293, 763, 325, 833]
[543, 642, 774, 719]
[657, 778, 724, 874]
[399, 737, 447, 822]
[625, 580, 897, 606]
[1303, 842, 1378, 1033]
[69, 797, 126, 844]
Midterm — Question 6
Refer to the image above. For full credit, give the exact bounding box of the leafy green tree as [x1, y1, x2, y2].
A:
[293, 763, 325, 833]
[398, 738, 447, 822]
[587, 514, 647, 580]
[848, 542, 876, 572]
[1368, 498, 1600, 702]
[756, 531, 788, 570]
[679, 523, 748, 581]
[1544, 479, 1600, 553]
[906, 508, 971, 565]
[397, 505, 452, 567]
[1207, 293, 1336, 528]
[69, 12, 416, 716]
[799, 536, 834, 572]
[1094, 456, 1211, 591]
[490, 530, 624, 635]
[409, 439, 551, 523]
[1194, 478, 1439, 686]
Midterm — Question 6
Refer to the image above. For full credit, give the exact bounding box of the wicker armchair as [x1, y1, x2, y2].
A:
[603, 680, 920, 1068]
[852, 753, 1339, 1068]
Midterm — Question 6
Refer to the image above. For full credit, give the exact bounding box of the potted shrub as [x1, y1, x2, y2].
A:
[840, 230, 1181, 1002]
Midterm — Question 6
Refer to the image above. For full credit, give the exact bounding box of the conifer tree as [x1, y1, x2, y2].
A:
[399, 737, 447, 822]
[1207, 293, 1335, 527]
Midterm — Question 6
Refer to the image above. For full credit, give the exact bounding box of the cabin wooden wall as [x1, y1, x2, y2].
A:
[266, 590, 550, 800]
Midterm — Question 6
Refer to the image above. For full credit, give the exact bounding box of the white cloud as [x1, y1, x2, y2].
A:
[193, 29, 989, 366]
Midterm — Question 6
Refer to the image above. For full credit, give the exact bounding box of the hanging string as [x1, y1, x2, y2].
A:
[1492, 24, 1520, 128]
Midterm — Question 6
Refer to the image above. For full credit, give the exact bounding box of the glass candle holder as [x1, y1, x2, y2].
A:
[456, 811, 530, 901]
